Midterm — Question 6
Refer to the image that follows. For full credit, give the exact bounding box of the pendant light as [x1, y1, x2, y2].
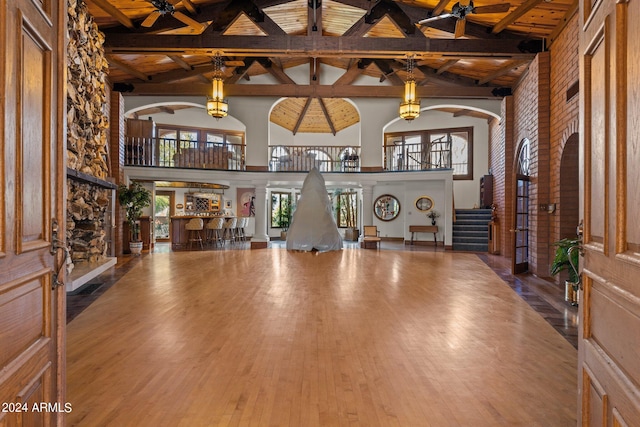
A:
[207, 54, 228, 119]
[399, 56, 420, 121]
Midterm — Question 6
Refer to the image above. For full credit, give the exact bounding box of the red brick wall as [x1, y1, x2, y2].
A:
[488, 97, 514, 258]
[488, 12, 579, 278]
[549, 13, 580, 280]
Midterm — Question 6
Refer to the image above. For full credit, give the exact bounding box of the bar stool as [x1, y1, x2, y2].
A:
[236, 217, 246, 242]
[223, 217, 237, 245]
[185, 218, 204, 250]
[206, 217, 225, 247]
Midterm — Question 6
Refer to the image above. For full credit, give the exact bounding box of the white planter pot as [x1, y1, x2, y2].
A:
[130, 241, 143, 255]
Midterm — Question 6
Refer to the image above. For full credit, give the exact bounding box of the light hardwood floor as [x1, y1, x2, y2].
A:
[66, 248, 577, 426]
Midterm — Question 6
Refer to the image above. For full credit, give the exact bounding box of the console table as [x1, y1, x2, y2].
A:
[409, 225, 438, 246]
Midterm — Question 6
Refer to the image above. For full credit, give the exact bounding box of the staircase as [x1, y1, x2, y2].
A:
[452, 209, 492, 252]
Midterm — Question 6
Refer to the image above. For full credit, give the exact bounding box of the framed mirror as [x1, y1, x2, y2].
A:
[374, 194, 401, 221]
[415, 196, 434, 212]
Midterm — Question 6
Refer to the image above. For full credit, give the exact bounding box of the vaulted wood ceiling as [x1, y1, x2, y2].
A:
[87, 0, 577, 132]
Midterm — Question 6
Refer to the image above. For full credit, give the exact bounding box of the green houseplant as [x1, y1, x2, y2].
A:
[550, 237, 581, 305]
[118, 182, 152, 254]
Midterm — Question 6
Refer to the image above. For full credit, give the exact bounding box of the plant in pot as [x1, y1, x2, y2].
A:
[118, 182, 152, 255]
[427, 210, 440, 226]
[550, 237, 581, 305]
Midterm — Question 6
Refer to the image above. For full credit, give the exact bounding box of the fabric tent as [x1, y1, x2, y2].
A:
[286, 168, 343, 252]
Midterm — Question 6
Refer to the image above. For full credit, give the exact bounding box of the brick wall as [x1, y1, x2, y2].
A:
[549, 13, 580, 281]
[488, 12, 579, 279]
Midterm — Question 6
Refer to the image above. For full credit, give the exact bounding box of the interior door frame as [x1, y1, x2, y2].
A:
[511, 138, 531, 274]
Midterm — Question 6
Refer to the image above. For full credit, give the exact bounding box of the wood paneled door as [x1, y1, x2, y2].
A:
[579, 0, 640, 425]
[0, 0, 66, 425]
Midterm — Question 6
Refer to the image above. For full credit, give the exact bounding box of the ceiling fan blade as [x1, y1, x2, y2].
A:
[473, 3, 511, 14]
[417, 13, 454, 26]
[454, 18, 466, 38]
[173, 11, 205, 32]
[141, 10, 161, 28]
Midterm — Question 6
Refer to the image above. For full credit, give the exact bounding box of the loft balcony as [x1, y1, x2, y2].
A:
[124, 137, 454, 174]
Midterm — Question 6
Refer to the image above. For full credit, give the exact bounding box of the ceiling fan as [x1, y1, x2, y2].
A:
[417, 0, 511, 38]
[141, 0, 205, 33]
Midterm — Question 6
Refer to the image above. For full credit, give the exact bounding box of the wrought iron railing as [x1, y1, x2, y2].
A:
[383, 141, 459, 173]
[124, 137, 245, 171]
[268, 145, 361, 172]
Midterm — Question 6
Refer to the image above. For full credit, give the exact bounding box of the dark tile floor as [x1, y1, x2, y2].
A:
[66, 241, 579, 349]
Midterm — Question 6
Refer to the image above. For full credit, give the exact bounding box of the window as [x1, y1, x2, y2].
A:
[332, 190, 358, 228]
[384, 127, 473, 180]
[271, 192, 293, 228]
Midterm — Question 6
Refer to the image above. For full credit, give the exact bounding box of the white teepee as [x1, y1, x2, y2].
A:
[286, 168, 343, 252]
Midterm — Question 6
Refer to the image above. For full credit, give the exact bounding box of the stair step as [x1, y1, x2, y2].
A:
[453, 231, 488, 238]
[452, 209, 491, 252]
[453, 242, 489, 252]
[453, 225, 488, 232]
[453, 236, 488, 244]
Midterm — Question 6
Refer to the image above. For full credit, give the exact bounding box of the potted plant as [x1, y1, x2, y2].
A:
[118, 182, 152, 255]
[427, 210, 440, 226]
[550, 237, 581, 305]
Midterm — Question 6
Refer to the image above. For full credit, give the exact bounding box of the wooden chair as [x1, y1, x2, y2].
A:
[361, 225, 381, 249]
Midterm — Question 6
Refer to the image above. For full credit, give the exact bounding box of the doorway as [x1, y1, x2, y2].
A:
[155, 191, 174, 242]
[512, 139, 531, 274]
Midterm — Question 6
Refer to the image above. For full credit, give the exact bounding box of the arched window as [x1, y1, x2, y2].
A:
[517, 138, 531, 177]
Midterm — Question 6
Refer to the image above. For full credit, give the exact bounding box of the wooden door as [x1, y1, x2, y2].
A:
[0, 0, 66, 424]
[579, 0, 640, 425]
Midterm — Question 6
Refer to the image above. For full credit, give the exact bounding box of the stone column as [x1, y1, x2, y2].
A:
[250, 182, 270, 249]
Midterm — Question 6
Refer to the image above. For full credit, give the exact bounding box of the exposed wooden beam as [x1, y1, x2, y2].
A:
[318, 98, 336, 136]
[147, 63, 215, 84]
[432, 0, 452, 16]
[547, 0, 579, 48]
[293, 97, 313, 135]
[256, 58, 297, 84]
[333, 60, 363, 86]
[492, 0, 544, 35]
[106, 55, 148, 81]
[104, 34, 537, 60]
[126, 83, 501, 99]
[434, 59, 459, 75]
[181, 0, 198, 15]
[168, 55, 194, 70]
[476, 59, 529, 85]
[87, 0, 135, 29]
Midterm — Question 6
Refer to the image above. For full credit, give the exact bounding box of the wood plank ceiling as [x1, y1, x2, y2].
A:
[87, 0, 577, 133]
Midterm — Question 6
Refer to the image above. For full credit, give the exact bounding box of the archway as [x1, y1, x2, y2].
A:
[559, 133, 580, 239]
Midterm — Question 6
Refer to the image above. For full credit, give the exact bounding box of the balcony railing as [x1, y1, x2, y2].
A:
[268, 145, 360, 172]
[125, 137, 245, 171]
[123, 139, 458, 174]
[384, 141, 459, 173]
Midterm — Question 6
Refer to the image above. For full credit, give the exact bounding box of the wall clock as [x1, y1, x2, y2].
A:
[415, 196, 434, 212]
[374, 194, 400, 221]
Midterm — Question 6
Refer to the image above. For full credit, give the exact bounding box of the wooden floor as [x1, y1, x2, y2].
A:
[66, 247, 578, 426]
